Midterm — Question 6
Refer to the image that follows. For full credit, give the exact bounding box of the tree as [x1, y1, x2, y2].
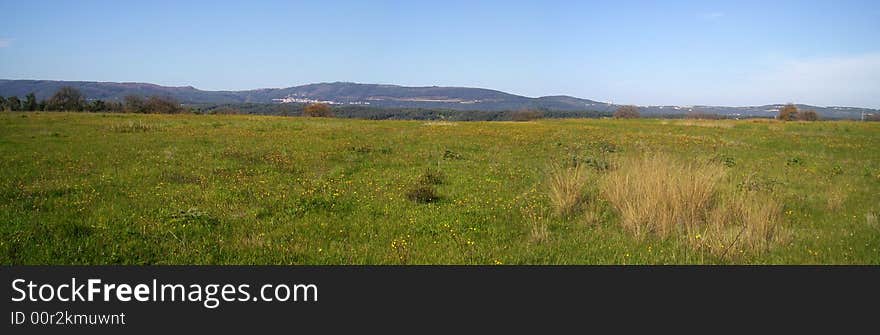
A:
[7, 96, 21, 111]
[798, 109, 819, 121]
[303, 103, 333, 117]
[777, 103, 798, 121]
[105, 100, 124, 112]
[0, 96, 6, 111]
[144, 96, 183, 114]
[37, 100, 47, 111]
[48, 86, 84, 111]
[510, 109, 544, 121]
[124, 95, 146, 113]
[613, 105, 640, 119]
[87, 100, 107, 112]
[24, 93, 38, 111]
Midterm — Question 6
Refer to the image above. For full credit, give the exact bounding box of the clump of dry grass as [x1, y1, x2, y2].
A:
[601, 154, 723, 237]
[668, 120, 735, 129]
[825, 187, 847, 211]
[523, 206, 549, 244]
[600, 153, 785, 256]
[547, 163, 590, 217]
[702, 193, 784, 256]
[109, 121, 159, 133]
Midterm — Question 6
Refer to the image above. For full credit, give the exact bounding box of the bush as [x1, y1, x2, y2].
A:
[406, 184, 439, 203]
[419, 168, 445, 185]
[303, 103, 334, 117]
[797, 110, 819, 121]
[777, 103, 798, 121]
[613, 105, 640, 119]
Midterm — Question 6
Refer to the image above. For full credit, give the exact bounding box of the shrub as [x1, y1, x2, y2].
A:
[613, 105, 640, 119]
[777, 103, 798, 121]
[548, 163, 590, 217]
[797, 110, 819, 121]
[303, 103, 334, 117]
[419, 168, 445, 185]
[405, 184, 439, 203]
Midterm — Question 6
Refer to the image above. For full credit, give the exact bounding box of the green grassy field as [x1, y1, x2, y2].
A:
[1, 112, 878, 264]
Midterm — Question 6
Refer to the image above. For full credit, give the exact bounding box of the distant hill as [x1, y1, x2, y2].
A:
[0, 79, 876, 119]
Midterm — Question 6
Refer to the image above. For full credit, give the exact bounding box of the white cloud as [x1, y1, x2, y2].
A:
[0, 38, 10, 48]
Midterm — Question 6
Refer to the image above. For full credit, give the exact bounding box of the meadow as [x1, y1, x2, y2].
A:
[1, 112, 878, 264]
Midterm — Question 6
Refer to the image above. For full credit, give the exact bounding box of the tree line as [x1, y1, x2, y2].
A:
[0, 86, 186, 113]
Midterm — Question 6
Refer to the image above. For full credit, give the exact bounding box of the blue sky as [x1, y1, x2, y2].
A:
[1, 0, 878, 107]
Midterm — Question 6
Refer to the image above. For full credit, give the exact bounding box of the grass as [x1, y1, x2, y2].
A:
[601, 154, 724, 237]
[547, 163, 590, 217]
[0, 113, 878, 264]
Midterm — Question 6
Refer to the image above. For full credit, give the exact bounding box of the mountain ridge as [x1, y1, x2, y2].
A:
[0, 79, 876, 119]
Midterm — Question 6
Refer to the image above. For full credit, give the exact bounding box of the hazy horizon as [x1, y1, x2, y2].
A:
[1, 0, 878, 108]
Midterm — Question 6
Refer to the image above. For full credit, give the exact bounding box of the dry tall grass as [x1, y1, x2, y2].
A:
[601, 153, 784, 256]
[601, 154, 723, 237]
[703, 193, 784, 255]
[548, 163, 590, 217]
[524, 206, 549, 244]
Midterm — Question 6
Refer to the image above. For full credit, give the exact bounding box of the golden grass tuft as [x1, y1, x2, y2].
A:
[702, 193, 785, 256]
[600, 153, 785, 256]
[601, 154, 723, 237]
[547, 163, 590, 217]
[524, 206, 549, 244]
[825, 187, 847, 211]
[669, 120, 735, 129]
